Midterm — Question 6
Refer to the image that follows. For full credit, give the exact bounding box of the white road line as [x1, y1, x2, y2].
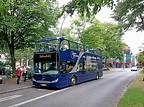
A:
[0, 95, 23, 102]
[9, 88, 69, 107]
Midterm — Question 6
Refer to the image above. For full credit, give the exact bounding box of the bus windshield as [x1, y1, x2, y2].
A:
[34, 61, 59, 75]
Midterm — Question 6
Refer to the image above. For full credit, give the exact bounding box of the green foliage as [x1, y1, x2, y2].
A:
[61, 0, 114, 17]
[15, 47, 33, 66]
[0, 0, 60, 72]
[6, 72, 16, 78]
[80, 20, 125, 60]
[81, 20, 105, 48]
[113, 0, 144, 32]
[0, 61, 4, 67]
[136, 52, 144, 67]
[70, 15, 97, 41]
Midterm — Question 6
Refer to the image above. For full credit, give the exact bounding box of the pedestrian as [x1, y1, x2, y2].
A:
[22, 65, 27, 82]
[16, 66, 22, 84]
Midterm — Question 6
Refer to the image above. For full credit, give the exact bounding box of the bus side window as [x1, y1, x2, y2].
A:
[77, 63, 82, 71]
[60, 63, 66, 72]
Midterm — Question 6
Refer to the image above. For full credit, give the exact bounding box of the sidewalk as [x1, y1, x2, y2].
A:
[0, 77, 32, 94]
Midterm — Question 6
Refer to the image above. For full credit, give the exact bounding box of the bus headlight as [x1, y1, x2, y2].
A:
[51, 78, 58, 83]
[32, 77, 36, 82]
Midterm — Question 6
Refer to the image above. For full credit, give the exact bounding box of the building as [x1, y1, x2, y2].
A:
[115, 45, 133, 68]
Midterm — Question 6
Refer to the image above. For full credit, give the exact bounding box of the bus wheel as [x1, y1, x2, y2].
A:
[71, 76, 76, 86]
[96, 73, 99, 80]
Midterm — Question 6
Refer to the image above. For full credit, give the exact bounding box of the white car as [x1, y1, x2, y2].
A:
[131, 66, 138, 71]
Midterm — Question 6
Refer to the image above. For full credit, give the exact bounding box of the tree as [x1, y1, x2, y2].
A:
[0, 0, 59, 73]
[70, 15, 96, 42]
[81, 20, 105, 48]
[60, 0, 114, 17]
[136, 52, 144, 67]
[80, 20, 125, 62]
[112, 0, 144, 32]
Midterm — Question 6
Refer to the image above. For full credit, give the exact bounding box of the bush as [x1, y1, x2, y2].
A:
[27, 70, 32, 79]
[6, 72, 16, 78]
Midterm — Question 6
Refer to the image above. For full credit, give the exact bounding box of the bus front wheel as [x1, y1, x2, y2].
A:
[71, 76, 76, 86]
[96, 73, 99, 80]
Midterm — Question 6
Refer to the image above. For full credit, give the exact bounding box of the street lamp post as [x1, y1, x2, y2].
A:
[123, 52, 126, 69]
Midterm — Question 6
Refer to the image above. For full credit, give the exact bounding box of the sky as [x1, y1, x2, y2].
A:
[58, 0, 144, 55]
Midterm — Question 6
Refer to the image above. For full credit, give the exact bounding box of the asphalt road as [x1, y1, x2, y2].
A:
[0, 68, 138, 107]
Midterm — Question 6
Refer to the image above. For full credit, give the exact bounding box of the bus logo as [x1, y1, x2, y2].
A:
[71, 51, 79, 59]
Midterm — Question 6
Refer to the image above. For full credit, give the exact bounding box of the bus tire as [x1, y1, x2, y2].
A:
[71, 76, 76, 86]
[96, 73, 99, 80]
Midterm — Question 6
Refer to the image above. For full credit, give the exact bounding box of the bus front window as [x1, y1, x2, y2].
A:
[34, 62, 59, 75]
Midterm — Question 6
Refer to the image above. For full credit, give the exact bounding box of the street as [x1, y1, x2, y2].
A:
[0, 68, 138, 107]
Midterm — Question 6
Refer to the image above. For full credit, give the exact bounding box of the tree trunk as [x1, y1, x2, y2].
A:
[10, 47, 16, 74]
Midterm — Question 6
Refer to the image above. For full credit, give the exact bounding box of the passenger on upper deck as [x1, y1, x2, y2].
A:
[49, 45, 57, 52]
[60, 45, 69, 51]
[44, 44, 49, 52]
[39, 44, 44, 52]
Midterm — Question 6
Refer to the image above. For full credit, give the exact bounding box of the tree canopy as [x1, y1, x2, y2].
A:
[112, 0, 144, 32]
[80, 20, 126, 60]
[0, 0, 59, 72]
[61, 0, 114, 17]
[136, 52, 144, 67]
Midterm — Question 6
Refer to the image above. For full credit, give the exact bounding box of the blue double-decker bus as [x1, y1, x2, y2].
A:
[32, 37, 103, 88]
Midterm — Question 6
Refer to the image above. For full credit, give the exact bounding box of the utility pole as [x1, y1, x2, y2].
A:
[123, 52, 126, 69]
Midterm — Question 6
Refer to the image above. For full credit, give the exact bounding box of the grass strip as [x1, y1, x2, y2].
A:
[118, 70, 144, 107]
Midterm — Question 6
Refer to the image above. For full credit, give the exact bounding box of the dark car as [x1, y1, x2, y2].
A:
[0, 67, 2, 75]
[0, 67, 6, 75]
[0, 77, 2, 84]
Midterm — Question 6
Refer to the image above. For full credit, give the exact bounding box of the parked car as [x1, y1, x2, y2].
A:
[0, 77, 2, 84]
[102, 67, 109, 71]
[131, 66, 138, 71]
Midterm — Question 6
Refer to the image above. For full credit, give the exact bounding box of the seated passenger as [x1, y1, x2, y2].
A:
[61, 45, 69, 51]
[49, 45, 56, 52]
[44, 44, 49, 52]
[39, 44, 44, 52]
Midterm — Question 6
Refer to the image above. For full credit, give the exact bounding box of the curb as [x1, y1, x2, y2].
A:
[0, 86, 32, 94]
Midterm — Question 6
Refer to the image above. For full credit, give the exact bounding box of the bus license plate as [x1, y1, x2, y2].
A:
[41, 84, 46, 86]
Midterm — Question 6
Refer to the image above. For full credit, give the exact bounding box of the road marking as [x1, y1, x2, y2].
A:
[9, 88, 69, 107]
[0, 95, 23, 102]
